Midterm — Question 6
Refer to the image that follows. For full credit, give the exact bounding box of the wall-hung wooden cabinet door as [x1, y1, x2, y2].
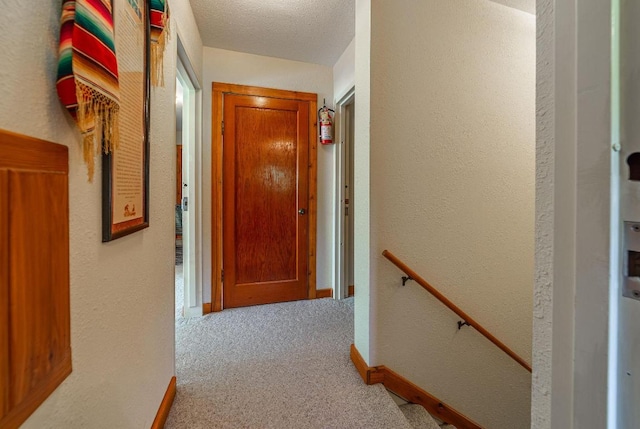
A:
[0, 130, 71, 429]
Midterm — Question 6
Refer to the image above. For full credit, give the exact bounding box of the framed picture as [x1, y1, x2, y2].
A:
[102, 0, 151, 242]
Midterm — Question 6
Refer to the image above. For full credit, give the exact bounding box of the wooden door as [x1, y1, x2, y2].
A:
[222, 94, 310, 308]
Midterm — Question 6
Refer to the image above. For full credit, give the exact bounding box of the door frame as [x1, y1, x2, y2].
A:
[334, 86, 355, 300]
[176, 37, 203, 318]
[211, 82, 318, 311]
[535, 0, 614, 425]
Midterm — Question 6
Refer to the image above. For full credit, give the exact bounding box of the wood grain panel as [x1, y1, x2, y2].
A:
[223, 95, 309, 308]
[0, 171, 8, 420]
[234, 106, 298, 283]
[212, 89, 224, 312]
[9, 171, 71, 405]
[0, 131, 70, 429]
[308, 100, 317, 299]
[212, 83, 317, 310]
[0, 130, 67, 173]
[0, 356, 71, 429]
[212, 83, 316, 102]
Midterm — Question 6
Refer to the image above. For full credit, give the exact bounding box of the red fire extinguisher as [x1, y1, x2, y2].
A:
[318, 102, 335, 145]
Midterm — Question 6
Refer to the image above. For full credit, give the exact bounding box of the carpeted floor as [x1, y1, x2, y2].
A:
[399, 404, 441, 429]
[166, 297, 414, 428]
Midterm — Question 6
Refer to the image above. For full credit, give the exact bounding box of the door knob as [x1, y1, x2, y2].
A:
[299, 208, 306, 215]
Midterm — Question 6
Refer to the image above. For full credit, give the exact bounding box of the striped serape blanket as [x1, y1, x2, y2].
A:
[150, 0, 170, 87]
[57, 0, 120, 181]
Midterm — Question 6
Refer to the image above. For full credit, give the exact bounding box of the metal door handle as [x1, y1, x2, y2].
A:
[299, 208, 306, 215]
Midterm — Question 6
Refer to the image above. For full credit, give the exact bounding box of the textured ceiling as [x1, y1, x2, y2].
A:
[490, 0, 535, 14]
[188, 0, 534, 67]
[189, 0, 356, 66]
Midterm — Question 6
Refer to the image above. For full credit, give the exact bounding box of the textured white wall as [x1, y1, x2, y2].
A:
[333, 38, 355, 102]
[348, 104, 356, 288]
[532, 0, 555, 425]
[366, 1, 535, 427]
[354, 0, 373, 364]
[535, 0, 579, 427]
[201, 47, 334, 303]
[534, 0, 615, 427]
[0, 0, 202, 427]
[570, 2, 612, 425]
[171, 0, 204, 85]
[490, 0, 535, 14]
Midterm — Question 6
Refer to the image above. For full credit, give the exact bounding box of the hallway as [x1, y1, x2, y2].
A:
[166, 298, 413, 428]
[0, 0, 626, 425]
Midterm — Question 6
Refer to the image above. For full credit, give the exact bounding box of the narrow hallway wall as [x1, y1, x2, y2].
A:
[359, 0, 536, 427]
[334, 37, 355, 100]
[0, 0, 203, 427]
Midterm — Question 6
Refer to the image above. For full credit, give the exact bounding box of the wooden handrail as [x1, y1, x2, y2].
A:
[382, 250, 532, 373]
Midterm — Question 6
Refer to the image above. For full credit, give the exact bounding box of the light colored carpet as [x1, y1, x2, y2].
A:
[399, 404, 441, 429]
[166, 298, 413, 428]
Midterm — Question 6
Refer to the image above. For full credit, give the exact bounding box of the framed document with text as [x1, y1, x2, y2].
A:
[102, 0, 150, 242]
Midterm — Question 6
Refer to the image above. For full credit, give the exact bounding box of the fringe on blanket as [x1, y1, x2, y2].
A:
[75, 81, 120, 180]
[151, 0, 171, 87]
[57, 0, 120, 182]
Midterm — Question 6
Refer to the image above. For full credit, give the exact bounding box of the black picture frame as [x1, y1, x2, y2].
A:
[102, 0, 151, 242]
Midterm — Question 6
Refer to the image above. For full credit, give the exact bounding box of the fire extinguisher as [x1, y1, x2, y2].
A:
[318, 102, 335, 145]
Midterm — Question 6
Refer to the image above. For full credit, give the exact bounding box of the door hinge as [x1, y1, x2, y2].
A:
[221, 121, 225, 135]
[221, 269, 224, 283]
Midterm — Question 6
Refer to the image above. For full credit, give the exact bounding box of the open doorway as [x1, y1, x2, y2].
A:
[335, 88, 355, 300]
[175, 38, 203, 319]
[175, 77, 184, 318]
